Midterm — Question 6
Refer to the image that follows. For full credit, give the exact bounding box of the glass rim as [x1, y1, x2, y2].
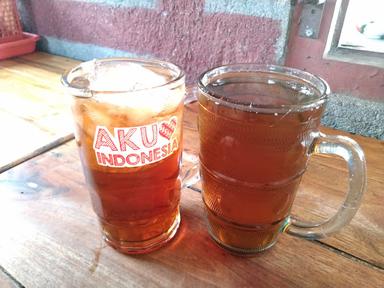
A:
[61, 57, 185, 97]
[197, 63, 330, 112]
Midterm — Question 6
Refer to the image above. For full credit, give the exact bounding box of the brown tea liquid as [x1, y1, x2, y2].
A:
[198, 72, 324, 253]
[72, 97, 184, 254]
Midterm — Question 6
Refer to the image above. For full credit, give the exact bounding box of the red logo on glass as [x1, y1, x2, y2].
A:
[93, 116, 178, 167]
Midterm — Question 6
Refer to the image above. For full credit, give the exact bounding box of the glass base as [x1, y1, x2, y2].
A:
[103, 212, 181, 255]
[208, 229, 278, 256]
[205, 207, 286, 255]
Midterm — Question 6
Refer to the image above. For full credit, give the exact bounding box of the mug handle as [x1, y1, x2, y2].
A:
[285, 132, 367, 239]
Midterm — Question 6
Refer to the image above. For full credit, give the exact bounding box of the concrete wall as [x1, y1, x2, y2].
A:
[16, 0, 384, 139]
[285, 0, 384, 139]
[17, 0, 292, 84]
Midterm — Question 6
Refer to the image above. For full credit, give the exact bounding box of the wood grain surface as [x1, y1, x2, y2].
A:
[0, 269, 19, 288]
[0, 141, 383, 288]
[0, 52, 383, 287]
[0, 53, 79, 172]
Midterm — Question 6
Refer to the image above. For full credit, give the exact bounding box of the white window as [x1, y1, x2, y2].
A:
[324, 0, 384, 68]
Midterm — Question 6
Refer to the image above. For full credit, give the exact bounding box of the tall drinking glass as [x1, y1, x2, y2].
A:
[62, 58, 186, 254]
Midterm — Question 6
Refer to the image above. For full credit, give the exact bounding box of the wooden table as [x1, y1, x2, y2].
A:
[0, 53, 383, 287]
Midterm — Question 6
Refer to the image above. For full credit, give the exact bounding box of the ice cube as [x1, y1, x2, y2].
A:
[89, 62, 167, 92]
[70, 60, 184, 119]
[94, 84, 184, 118]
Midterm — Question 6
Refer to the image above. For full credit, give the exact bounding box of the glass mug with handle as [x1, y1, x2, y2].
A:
[62, 58, 198, 254]
[197, 64, 366, 254]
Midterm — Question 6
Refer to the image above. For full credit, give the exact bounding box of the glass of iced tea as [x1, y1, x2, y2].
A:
[197, 64, 366, 255]
[62, 58, 189, 254]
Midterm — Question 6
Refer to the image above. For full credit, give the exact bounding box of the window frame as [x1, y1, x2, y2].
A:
[323, 0, 384, 68]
